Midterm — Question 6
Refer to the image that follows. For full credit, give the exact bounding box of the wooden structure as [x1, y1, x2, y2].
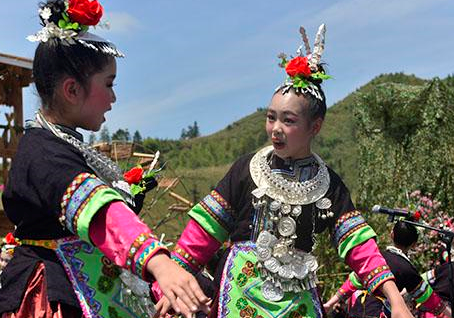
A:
[0, 53, 33, 183]
[0, 52, 33, 236]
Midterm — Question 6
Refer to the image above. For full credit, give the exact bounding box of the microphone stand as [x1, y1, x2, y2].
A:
[398, 218, 454, 313]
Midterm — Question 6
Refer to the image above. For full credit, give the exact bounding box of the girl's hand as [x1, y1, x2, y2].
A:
[154, 296, 211, 318]
[323, 294, 341, 314]
[146, 252, 210, 318]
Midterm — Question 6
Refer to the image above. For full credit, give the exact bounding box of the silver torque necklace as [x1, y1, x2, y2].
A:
[33, 111, 134, 205]
[250, 146, 330, 205]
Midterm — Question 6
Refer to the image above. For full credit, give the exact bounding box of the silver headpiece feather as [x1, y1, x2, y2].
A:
[308, 24, 326, 70]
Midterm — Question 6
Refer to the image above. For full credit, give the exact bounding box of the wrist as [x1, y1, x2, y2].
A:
[145, 251, 171, 278]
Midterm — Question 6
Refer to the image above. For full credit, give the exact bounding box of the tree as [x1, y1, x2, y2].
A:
[133, 130, 143, 144]
[180, 121, 200, 139]
[356, 79, 454, 213]
[88, 132, 96, 145]
[112, 128, 130, 142]
[99, 125, 111, 143]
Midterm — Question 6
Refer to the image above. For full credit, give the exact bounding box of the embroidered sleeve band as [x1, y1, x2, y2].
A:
[334, 211, 377, 259]
[60, 173, 125, 241]
[188, 190, 234, 243]
[364, 265, 395, 293]
[336, 276, 359, 301]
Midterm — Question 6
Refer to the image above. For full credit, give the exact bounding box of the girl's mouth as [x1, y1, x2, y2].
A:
[272, 139, 285, 150]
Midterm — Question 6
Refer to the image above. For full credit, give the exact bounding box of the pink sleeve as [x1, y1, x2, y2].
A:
[345, 238, 394, 293]
[151, 219, 221, 302]
[336, 277, 358, 301]
[171, 219, 222, 273]
[89, 201, 169, 281]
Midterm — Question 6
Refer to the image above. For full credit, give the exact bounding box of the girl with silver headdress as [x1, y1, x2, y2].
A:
[153, 25, 415, 318]
[0, 1, 209, 318]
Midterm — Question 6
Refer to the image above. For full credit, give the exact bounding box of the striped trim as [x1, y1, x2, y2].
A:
[135, 240, 168, 279]
[173, 244, 202, 271]
[126, 233, 156, 271]
[336, 287, 349, 301]
[334, 211, 367, 245]
[334, 211, 377, 259]
[411, 281, 434, 304]
[199, 190, 234, 231]
[171, 254, 198, 275]
[364, 265, 395, 293]
[188, 204, 229, 243]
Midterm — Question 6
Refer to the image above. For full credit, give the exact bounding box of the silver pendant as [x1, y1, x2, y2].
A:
[270, 200, 281, 211]
[291, 262, 309, 279]
[278, 264, 294, 280]
[262, 281, 284, 301]
[272, 242, 289, 258]
[281, 204, 291, 215]
[264, 257, 281, 273]
[257, 231, 278, 248]
[278, 217, 296, 237]
[316, 197, 332, 210]
[291, 205, 302, 217]
[256, 246, 272, 261]
[252, 187, 267, 199]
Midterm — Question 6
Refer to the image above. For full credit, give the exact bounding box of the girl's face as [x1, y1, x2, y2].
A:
[76, 58, 117, 131]
[266, 90, 322, 159]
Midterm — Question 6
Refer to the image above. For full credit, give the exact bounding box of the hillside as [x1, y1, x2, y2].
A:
[141, 72, 448, 238]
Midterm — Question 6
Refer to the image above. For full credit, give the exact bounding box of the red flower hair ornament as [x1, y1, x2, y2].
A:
[27, 0, 123, 57]
[277, 24, 331, 101]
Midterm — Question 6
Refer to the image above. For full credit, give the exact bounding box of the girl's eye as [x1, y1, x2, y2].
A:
[267, 114, 275, 121]
[284, 118, 295, 124]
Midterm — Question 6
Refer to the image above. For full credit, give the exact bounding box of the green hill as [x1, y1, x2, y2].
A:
[140, 72, 447, 237]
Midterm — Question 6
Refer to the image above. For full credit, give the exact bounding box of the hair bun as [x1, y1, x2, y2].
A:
[38, 0, 66, 26]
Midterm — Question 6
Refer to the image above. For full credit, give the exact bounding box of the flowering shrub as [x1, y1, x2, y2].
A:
[405, 190, 454, 268]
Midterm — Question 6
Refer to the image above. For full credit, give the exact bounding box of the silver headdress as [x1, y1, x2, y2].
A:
[277, 24, 330, 100]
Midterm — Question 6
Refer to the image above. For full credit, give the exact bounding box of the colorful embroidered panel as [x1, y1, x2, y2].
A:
[363, 265, 395, 293]
[188, 190, 234, 243]
[55, 237, 155, 318]
[218, 242, 323, 318]
[334, 211, 377, 259]
[135, 240, 167, 280]
[60, 173, 125, 242]
[171, 244, 202, 274]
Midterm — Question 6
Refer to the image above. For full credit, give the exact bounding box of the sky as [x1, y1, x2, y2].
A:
[0, 0, 453, 140]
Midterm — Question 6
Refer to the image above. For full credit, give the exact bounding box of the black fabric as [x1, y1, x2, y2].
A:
[214, 152, 355, 251]
[430, 262, 454, 302]
[348, 250, 424, 318]
[0, 127, 93, 313]
[209, 151, 355, 301]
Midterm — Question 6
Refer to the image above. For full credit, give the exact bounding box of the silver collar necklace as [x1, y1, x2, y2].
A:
[31, 111, 134, 205]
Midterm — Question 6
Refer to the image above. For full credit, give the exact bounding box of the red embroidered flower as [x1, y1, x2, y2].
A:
[123, 167, 144, 185]
[67, 0, 104, 26]
[285, 56, 312, 77]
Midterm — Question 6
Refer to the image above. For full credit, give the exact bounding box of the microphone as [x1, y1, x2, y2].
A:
[372, 205, 415, 218]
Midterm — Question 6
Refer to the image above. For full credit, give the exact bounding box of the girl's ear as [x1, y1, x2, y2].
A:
[310, 117, 323, 137]
[61, 77, 83, 105]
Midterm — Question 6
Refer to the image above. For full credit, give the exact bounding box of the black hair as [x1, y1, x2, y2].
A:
[33, 1, 113, 108]
[274, 64, 327, 121]
[392, 220, 419, 247]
